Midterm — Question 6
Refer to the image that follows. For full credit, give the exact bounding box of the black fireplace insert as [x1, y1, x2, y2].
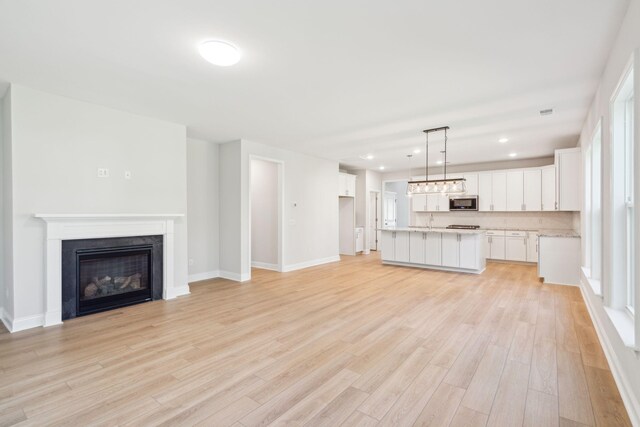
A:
[62, 235, 163, 320]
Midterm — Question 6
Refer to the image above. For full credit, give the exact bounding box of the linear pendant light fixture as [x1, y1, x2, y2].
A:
[407, 126, 467, 195]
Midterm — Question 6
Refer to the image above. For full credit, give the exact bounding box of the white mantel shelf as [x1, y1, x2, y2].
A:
[35, 213, 184, 219]
[35, 213, 188, 329]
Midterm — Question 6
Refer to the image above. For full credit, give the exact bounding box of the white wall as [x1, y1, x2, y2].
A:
[187, 138, 219, 281]
[384, 181, 410, 227]
[4, 85, 189, 327]
[218, 140, 244, 279]
[2, 90, 13, 323]
[577, 0, 640, 424]
[0, 95, 5, 317]
[250, 158, 279, 267]
[217, 139, 339, 279]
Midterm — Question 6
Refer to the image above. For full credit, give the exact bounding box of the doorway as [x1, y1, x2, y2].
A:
[250, 157, 283, 271]
[370, 191, 381, 250]
[383, 191, 397, 227]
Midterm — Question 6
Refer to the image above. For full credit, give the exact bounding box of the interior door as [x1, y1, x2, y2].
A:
[383, 192, 397, 227]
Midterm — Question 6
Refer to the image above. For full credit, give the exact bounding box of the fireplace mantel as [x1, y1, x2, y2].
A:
[35, 213, 187, 327]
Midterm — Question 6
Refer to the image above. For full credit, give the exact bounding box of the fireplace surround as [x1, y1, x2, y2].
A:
[61, 235, 163, 319]
[35, 214, 187, 327]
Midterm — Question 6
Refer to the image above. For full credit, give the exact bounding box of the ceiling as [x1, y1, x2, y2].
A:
[0, 0, 630, 171]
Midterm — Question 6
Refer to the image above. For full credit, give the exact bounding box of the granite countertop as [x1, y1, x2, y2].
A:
[538, 229, 581, 238]
[378, 227, 486, 235]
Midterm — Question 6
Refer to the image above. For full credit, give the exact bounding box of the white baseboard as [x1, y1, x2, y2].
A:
[580, 279, 640, 426]
[10, 313, 45, 333]
[219, 270, 251, 282]
[167, 285, 191, 299]
[188, 270, 220, 283]
[251, 261, 280, 271]
[282, 255, 341, 273]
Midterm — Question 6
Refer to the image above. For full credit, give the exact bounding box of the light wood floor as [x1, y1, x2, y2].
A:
[0, 253, 631, 426]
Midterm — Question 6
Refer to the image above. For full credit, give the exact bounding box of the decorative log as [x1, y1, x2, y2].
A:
[84, 283, 98, 298]
[97, 276, 111, 286]
[129, 273, 142, 289]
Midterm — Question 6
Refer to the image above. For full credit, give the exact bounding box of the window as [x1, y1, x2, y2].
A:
[591, 124, 602, 283]
[611, 63, 635, 318]
[624, 92, 634, 314]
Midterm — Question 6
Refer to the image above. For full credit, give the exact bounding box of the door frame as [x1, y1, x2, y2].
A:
[369, 190, 381, 251]
[382, 179, 411, 227]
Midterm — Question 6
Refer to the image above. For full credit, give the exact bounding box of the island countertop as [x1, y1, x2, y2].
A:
[378, 227, 486, 235]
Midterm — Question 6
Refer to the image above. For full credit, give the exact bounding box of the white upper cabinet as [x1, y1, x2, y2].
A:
[411, 194, 428, 212]
[338, 172, 356, 197]
[523, 169, 542, 211]
[462, 173, 478, 195]
[480, 172, 507, 211]
[541, 165, 556, 211]
[478, 173, 493, 211]
[555, 148, 581, 211]
[492, 172, 507, 211]
[506, 171, 524, 211]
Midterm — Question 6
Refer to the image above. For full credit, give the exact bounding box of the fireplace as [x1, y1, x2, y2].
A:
[62, 235, 163, 320]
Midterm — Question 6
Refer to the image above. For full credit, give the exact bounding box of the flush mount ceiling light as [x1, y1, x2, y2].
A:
[498, 137, 509, 143]
[407, 126, 467, 196]
[198, 40, 241, 66]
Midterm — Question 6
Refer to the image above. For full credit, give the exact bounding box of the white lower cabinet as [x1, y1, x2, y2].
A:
[394, 231, 410, 262]
[380, 230, 484, 273]
[425, 232, 442, 265]
[409, 231, 426, 264]
[380, 231, 395, 261]
[527, 232, 538, 262]
[505, 231, 527, 262]
[459, 234, 479, 270]
[441, 233, 460, 267]
[486, 230, 506, 260]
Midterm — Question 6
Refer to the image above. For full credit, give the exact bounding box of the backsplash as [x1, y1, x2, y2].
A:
[411, 211, 579, 231]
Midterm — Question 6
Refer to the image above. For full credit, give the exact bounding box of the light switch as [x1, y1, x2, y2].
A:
[97, 168, 110, 178]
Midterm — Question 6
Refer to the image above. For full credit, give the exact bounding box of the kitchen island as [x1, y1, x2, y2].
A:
[379, 227, 486, 274]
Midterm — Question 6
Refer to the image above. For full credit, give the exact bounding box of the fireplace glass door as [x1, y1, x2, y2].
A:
[77, 246, 153, 316]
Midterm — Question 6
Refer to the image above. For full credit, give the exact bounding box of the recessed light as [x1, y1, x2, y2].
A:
[379, 166, 385, 170]
[436, 160, 443, 165]
[359, 154, 374, 160]
[509, 152, 517, 157]
[198, 40, 241, 66]
[498, 138, 509, 143]
[413, 149, 421, 154]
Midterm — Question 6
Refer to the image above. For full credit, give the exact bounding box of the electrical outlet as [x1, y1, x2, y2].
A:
[97, 168, 110, 178]
[124, 171, 132, 180]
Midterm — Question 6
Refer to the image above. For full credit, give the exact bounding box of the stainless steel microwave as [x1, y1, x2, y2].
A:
[449, 196, 478, 211]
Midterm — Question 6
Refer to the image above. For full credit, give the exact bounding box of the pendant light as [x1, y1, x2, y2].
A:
[406, 126, 467, 195]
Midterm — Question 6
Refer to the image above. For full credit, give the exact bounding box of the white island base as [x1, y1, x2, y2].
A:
[380, 228, 486, 274]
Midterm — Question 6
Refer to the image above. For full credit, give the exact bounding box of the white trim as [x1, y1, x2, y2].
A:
[281, 255, 341, 273]
[34, 214, 185, 328]
[188, 270, 220, 283]
[9, 313, 47, 333]
[251, 261, 280, 271]
[166, 285, 191, 299]
[580, 284, 640, 427]
[219, 270, 251, 282]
